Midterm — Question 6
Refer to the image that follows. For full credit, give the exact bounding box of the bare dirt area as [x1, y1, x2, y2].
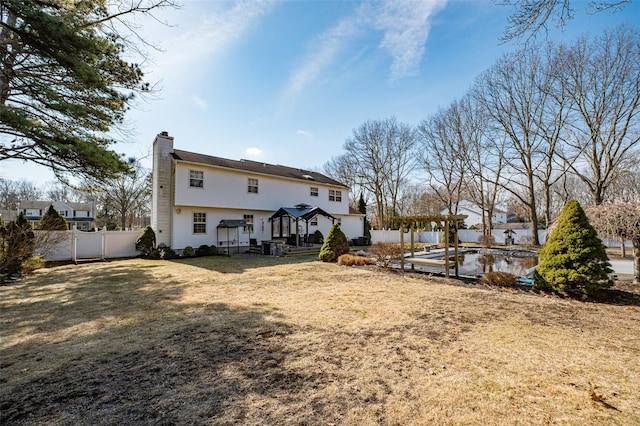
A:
[1, 257, 639, 425]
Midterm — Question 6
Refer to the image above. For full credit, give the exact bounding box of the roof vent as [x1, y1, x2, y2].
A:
[302, 174, 314, 180]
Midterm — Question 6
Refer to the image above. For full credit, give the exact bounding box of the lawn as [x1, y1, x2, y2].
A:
[1, 256, 639, 425]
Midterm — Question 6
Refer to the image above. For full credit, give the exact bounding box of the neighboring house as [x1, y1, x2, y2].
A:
[18, 200, 96, 230]
[151, 132, 365, 251]
[0, 209, 18, 223]
[441, 200, 507, 229]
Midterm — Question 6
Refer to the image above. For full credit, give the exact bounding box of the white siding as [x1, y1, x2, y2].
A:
[337, 215, 364, 241]
[173, 164, 349, 215]
[171, 207, 273, 250]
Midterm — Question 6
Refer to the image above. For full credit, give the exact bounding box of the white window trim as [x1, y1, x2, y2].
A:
[189, 170, 204, 188]
[193, 212, 207, 234]
[310, 187, 319, 197]
[248, 177, 259, 194]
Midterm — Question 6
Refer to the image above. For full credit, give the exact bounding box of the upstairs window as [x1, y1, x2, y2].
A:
[189, 170, 204, 188]
[310, 187, 318, 197]
[193, 212, 206, 234]
[329, 189, 342, 202]
[248, 178, 259, 194]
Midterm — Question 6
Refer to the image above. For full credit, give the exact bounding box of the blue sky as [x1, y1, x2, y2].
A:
[1, 0, 639, 184]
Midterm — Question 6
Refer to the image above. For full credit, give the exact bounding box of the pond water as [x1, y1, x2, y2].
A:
[416, 249, 538, 277]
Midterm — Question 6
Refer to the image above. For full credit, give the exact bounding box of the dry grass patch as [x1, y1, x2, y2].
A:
[1, 256, 639, 425]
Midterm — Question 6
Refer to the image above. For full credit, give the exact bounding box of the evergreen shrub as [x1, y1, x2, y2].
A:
[534, 200, 613, 295]
[160, 247, 178, 259]
[319, 224, 349, 262]
[135, 226, 156, 256]
[183, 246, 194, 257]
[37, 205, 68, 230]
[196, 244, 211, 256]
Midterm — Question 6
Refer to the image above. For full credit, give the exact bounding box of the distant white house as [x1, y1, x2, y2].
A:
[18, 200, 96, 230]
[441, 200, 507, 229]
[151, 132, 364, 251]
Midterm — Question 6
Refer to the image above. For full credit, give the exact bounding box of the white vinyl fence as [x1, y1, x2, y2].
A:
[36, 227, 141, 262]
[370, 229, 632, 249]
[370, 229, 547, 245]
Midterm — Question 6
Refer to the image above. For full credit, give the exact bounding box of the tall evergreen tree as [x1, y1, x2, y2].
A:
[37, 205, 68, 230]
[0, 0, 174, 181]
[535, 200, 613, 295]
[357, 193, 371, 243]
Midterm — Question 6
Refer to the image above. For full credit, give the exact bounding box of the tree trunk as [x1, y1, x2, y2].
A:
[544, 183, 552, 232]
[633, 241, 640, 284]
[620, 237, 626, 258]
[527, 181, 540, 246]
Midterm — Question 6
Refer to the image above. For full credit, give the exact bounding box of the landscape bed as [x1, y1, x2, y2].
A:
[1, 256, 639, 425]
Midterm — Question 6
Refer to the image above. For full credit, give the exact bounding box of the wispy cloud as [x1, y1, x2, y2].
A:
[245, 147, 263, 157]
[282, 17, 360, 102]
[281, 0, 447, 102]
[296, 130, 313, 137]
[191, 94, 208, 110]
[152, 1, 277, 82]
[374, 1, 448, 80]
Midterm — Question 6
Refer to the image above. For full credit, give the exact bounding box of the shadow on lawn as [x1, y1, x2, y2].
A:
[0, 266, 322, 425]
[0, 263, 185, 338]
[169, 254, 316, 274]
[1, 303, 318, 425]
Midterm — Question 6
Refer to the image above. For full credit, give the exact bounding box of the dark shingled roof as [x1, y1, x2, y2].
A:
[172, 149, 347, 188]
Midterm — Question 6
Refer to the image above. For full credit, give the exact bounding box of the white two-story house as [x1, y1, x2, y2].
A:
[19, 200, 96, 230]
[151, 132, 364, 251]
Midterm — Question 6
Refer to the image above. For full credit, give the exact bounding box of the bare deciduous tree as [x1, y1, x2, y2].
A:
[87, 159, 151, 231]
[323, 154, 359, 204]
[477, 46, 566, 244]
[459, 93, 506, 235]
[562, 25, 640, 205]
[418, 102, 469, 217]
[0, 178, 42, 210]
[499, 0, 630, 42]
[337, 117, 418, 229]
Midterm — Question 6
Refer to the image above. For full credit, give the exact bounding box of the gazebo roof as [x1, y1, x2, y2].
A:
[269, 205, 336, 222]
[217, 219, 247, 228]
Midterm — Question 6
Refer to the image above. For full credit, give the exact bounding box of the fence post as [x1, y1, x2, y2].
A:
[72, 225, 78, 264]
[101, 226, 107, 260]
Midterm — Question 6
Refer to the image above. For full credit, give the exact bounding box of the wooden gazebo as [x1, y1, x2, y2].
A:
[392, 214, 467, 278]
[269, 204, 336, 247]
